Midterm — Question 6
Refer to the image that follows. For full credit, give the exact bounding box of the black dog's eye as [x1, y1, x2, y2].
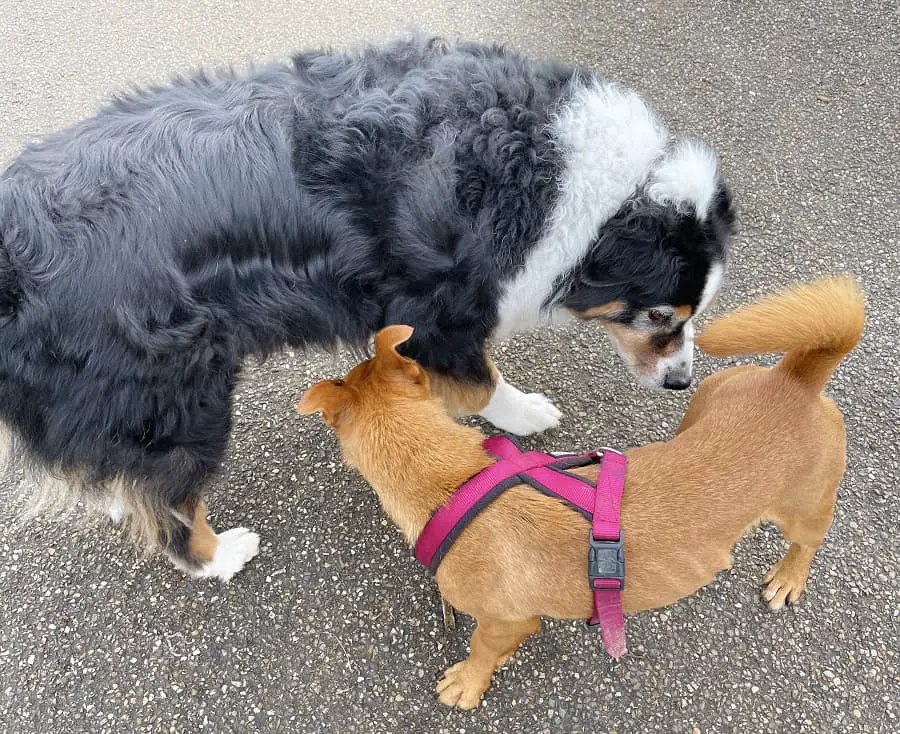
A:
[648, 309, 666, 323]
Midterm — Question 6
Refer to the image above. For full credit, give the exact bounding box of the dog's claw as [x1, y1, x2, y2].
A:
[761, 557, 808, 610]
[441, 597, 457, 632]
[436, 661, 489, 709]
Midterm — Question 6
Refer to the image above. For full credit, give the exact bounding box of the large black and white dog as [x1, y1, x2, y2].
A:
[0, 35, 734, 580]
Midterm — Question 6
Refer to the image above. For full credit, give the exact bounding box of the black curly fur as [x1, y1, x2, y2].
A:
[0, 35, 732, 559]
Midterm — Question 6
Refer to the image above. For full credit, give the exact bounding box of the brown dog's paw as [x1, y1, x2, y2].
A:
[436, 661, 489, 709]
[761, 557, 809, 610]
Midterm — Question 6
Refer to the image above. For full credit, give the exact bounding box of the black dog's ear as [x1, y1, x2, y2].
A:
[561, 199, 683, 314]
[561, 185, 734, 317]
[711, 183, 738, 240]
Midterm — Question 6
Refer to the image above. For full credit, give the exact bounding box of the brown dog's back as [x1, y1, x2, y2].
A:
[618, 277, 864, 612]
[442, 277, 868, 619]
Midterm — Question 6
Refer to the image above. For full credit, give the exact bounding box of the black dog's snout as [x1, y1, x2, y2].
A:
[663, 375, 691, 390]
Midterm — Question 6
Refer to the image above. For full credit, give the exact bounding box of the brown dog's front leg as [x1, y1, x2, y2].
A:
[436, 616, 541, 709]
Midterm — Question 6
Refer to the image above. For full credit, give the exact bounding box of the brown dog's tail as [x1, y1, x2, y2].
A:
[697, 276, 865, 393]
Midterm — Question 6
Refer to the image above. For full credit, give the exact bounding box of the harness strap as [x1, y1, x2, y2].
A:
[414, 435, 628, 659]
[587, 450, 628, 658]
[415, 436, 598, 572]
[413, 445, 529, 572]
[485, 436, 597, 516]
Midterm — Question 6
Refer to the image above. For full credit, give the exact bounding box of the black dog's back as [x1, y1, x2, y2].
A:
[0, 36, 574, 517]
[0, 66, 304, 487]
[3, 36, 571, 354]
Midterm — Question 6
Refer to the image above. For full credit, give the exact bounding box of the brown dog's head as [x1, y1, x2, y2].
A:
[297, 325, 434, 466]
[298, 325, 490, 543]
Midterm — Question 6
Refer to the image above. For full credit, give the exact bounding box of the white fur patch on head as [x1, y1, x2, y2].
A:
[657, 319, 695, 387]
[646, 139, 721, 219]
[697, 260, 725, 316]
[495, 81, 669, 338]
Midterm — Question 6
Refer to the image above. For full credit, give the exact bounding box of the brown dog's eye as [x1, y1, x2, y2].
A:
[333, 379, 344, 387]
[648, 309, 666, 323]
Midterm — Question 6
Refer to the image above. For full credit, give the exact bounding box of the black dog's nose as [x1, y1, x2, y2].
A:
[663, 375, 691, 390]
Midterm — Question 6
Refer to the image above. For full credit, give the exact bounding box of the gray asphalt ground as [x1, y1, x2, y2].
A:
[1, 2, 897, 732]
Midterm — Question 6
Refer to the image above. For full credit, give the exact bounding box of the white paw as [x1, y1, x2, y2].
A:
[196, 527, 260, 582]
[478, 376, 563, 436]
[503, 391, 563, 435]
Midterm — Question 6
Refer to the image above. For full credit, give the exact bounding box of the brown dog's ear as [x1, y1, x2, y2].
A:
[373, 325, 425, 385]
[374, 325, 415, 358]
[297, 379, 351, 423]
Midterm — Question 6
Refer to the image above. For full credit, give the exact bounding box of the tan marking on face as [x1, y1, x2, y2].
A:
[673, 305, 693, 320]
[604, 322, 658, 376]
[603, 322, 685, 379]
[573, 301, 626, 320]
[186, 499, 219, 563]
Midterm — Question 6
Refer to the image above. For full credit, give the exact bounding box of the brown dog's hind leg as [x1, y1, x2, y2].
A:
[436, 616, 540, 709]
[762, 543, 820, 610]
[763, 467, 841, 610]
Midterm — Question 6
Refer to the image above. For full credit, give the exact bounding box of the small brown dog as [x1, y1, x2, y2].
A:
[298, 276, 864, 709]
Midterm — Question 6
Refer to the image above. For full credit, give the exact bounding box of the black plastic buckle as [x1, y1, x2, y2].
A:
[588, 532, 625, 591]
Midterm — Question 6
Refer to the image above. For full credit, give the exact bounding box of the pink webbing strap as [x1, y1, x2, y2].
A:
[413, 436, 628, 659]
[414, 436, 595, 571]
[587, 450, 628, 658]
[485, 436, 596, 515]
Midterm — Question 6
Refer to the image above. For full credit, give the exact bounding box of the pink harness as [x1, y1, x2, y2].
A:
[414, 435, 628, 658]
